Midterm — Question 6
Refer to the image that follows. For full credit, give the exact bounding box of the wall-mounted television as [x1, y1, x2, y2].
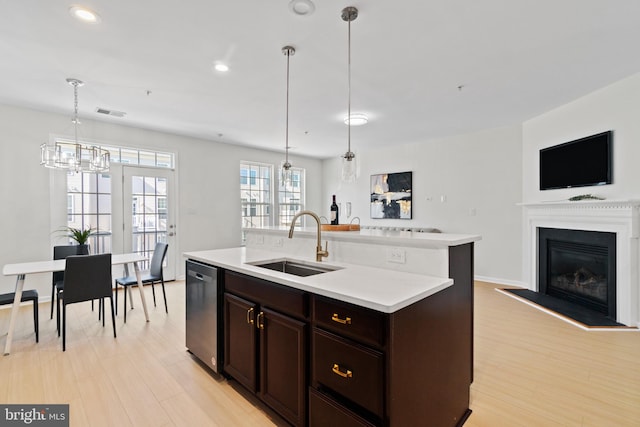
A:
[539, 131, 612, 190]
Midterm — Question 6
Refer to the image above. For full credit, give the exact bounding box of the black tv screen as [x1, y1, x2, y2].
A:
[539, 131, 612, 190]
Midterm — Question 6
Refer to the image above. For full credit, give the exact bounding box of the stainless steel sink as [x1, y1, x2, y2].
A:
[249, 259, 341, 277]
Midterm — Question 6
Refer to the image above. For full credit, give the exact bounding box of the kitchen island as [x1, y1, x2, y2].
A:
[185, 229, 478, 426]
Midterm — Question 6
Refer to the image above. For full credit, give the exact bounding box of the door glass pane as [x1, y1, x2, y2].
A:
[156, 178, 167, 195]
[130, 174, 169, 269]
[67, 172, 112, 254]
[132, 176, 145, 194]
[97, 173, 111, 193]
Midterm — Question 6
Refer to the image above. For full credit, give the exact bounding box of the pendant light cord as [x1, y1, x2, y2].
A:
[285, 49, 290, 165]
[341, 6, 357, 161]
[72, 81, 79, 144]
[282, 46, 295, 170]
[347, 15, 352, 154]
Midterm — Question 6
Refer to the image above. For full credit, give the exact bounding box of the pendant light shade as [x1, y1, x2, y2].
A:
[341, 6, 358, 183]
[40, 78, 110, 173]
[280, 46, 296, 186]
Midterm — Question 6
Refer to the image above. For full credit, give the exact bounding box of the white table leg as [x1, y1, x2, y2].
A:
[133, 262, 150, 322]
[128, 287, 135, 309]
[4, 274, 25, 355]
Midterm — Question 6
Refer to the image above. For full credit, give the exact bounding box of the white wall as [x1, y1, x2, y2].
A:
[321, 125, 524, 285]
[0, 104, 323, 296]
[523, 72, 640, 202]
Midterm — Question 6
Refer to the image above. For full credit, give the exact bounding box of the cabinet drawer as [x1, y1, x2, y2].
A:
[312, 329, 384, 417]
[309, 388, 376, 427]
[225, 271, 307, 319]
[313, 296, 386, 348]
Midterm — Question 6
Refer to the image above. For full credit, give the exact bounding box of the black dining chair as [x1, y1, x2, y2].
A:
[57, 253, 116, 351]
[0, 290, 39, 343]
[115, 242, 169, 323]
[51, 245, 89, 319]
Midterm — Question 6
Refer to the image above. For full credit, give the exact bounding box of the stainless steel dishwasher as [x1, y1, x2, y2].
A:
[185, 259, 222, 373]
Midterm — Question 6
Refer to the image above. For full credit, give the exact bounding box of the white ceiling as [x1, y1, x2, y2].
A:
[2, 0, 640, 159]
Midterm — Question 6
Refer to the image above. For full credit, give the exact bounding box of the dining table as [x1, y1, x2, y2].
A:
[2, 252, 148, 355]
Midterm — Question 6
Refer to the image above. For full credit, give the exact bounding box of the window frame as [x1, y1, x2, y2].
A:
[277, 167, 306, 227]
[240, 162, 274, 243]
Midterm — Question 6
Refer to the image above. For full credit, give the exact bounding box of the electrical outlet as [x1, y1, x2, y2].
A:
[387, 247, 406, 264]
[256, 235, 264, 245]
[273, 237, 283, 247]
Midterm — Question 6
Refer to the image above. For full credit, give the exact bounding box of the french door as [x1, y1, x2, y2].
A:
[120, 166, 176, 279]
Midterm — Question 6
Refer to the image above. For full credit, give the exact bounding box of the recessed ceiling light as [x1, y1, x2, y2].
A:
[69, 5, 101, 24]
[289, 0, 315, 16]
[213, 62, 229, 72]
[344, 113, 368, 126]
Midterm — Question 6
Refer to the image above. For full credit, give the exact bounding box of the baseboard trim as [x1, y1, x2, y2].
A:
[474, 275, 527, 288]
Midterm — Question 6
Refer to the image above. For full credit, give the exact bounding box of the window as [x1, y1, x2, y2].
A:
[66, 171, 112, 253]
[52, 138, 175, 169]
[278, 168, 305, 226]
[240, 162, 273, 242]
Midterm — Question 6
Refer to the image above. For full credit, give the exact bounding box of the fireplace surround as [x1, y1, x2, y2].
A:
[523, 200, 640, 326]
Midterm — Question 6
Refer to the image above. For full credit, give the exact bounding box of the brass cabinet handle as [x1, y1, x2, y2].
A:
[331, 313, 352, 325]
[332, 363, 353, 379]
[257, 311, 265, 330]
[246, 307, 254, 325]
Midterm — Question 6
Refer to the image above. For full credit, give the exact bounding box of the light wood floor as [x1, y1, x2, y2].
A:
[0, 281, 638, 426]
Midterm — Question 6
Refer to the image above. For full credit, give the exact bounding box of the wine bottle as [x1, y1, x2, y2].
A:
[330, 195, 339, 225]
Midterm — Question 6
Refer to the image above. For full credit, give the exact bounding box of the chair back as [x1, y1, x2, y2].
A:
[149, 242, 169, 278]
[63, 253, 112, 304]
[53, 245, 90, 283]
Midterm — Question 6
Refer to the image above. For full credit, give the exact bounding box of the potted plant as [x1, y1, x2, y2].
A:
[58, 226, 94, 253]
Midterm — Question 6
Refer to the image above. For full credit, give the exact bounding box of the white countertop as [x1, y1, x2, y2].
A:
[184, 247, 453, 313]
[244, 226, 481, 249]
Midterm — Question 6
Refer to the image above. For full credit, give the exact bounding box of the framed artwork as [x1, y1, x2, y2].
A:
[370, 171, 412, 219]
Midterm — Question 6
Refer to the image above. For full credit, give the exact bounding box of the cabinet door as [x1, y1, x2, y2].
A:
[259, 307, 307, 427]
[224, 293, 258, 392]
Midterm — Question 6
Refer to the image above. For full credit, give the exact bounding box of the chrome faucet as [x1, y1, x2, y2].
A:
[288, 210, 329, 262]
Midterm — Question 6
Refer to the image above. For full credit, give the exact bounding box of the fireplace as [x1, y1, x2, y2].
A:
[524, 200, 640, 326]
[538, 228, 616, 318]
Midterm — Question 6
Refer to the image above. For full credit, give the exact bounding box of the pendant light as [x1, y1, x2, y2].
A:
[40, 78, 110, 173]
[341, 6, 358, 183]
[280, 46, 296, 186]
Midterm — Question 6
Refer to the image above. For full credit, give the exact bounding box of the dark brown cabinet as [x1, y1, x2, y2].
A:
[216, 241, 474, 427]
[223, 293, 257, 392]
[223, 271, 308, 427]
[311, 285, 473, 427]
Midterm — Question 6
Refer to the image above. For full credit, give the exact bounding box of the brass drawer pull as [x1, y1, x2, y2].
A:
[332, 363, 353, 379]
[246, 307, 254, 325]
[331, 313, 352, 325]
[257, 311, 265, 330]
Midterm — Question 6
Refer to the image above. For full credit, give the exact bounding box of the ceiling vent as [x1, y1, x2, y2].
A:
[96, 108, 126, 118]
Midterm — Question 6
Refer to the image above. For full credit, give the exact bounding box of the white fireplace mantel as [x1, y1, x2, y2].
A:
[521, 200, 640, 326]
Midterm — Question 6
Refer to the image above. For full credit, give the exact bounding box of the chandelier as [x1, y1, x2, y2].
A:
[40, 78, 110, 173]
